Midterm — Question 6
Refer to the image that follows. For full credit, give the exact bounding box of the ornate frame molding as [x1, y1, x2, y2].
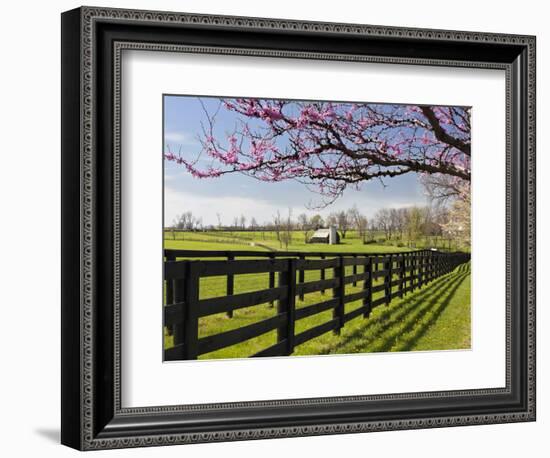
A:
[61, 6, 536, 450]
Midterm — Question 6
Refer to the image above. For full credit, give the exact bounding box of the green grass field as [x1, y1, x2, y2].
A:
[164, 229, 467, 254]
[164, 228, 471, 359]
[167, 230, 407, 254]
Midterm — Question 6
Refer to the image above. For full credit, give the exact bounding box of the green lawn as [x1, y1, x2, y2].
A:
[303, 262, 471, 355]
[410, 262, 471, 351]
[164, 254, 471, 359]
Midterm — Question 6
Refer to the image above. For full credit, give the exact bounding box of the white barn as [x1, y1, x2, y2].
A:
[309, 226, 340, 244]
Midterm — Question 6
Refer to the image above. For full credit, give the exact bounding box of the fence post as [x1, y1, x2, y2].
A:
[352, 254, 358, 287]
[171, 264, 186, 347]
[298, 254, 305, 301]
[320, 254, 326, 295]
[226, 253, 235, 318]
[409, 253, 413, 289]
[409, 253, 414, 291]
[277, 259, 296, 356]
[427, 251, 431, 280]
[164, 252, 176, 337]
[182, 262, 200, 360]
[363, 256, 373, 318]
[333, 255, 345, 334]
[165, 251, 176, 306]
[418, 251, 424, 288]
[385, 255, 393, 305]
[268, 252, 275, 307]
[415, 253, 421, 290]
[399, 254, 405, 298]
[411, 251, 418, 291]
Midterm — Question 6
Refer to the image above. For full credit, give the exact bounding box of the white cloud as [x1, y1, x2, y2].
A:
[164, 187, 427, 227]
[164, 187, 282, 226]
[164, 131, 188, 143]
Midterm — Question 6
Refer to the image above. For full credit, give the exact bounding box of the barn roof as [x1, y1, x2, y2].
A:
[310, 228, 331, 238]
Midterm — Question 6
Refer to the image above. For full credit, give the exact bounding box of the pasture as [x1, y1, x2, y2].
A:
[163, 232, 471, 359]
[164, 228, 468, 254]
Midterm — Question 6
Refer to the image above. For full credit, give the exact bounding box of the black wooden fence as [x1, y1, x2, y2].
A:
[163, 249, 470, 361]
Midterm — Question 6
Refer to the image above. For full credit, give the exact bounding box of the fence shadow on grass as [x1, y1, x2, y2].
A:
[319, 263, 470, 355]
[372, 267, 469, 352]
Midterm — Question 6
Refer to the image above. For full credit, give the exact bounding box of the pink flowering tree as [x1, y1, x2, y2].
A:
[165, 99, 471, 203]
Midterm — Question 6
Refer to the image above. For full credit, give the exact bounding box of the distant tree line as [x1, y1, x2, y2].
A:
[167, 198, 469, 250]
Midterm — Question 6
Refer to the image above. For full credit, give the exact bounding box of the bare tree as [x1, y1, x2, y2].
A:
[262, 219, 271, 240]
[249, 217, 258, 231]
[280, 208, 294, 250]
[405, 207, 425, 246]
[232, 216, 240, 229]
[338, 210, 352, 239]
[326, 210, 351, 238]
[368, 219, 378, 241]
[173, 211, 201, 231]
[374, 209, 392, 240]
[348, 205, 368, 241]
[422, 173, 467, 204]
[172, 212, 189, 230]
[389, 208, 402, 240]
[297, 213, 311, 243]
[171, 211, 202, 241]
[272, 211, 283, 248]
[397, 208, 408, 239]
[309, 214, 324, 230]
[326, 212, 338, 228]
[239, 214, 247, 230]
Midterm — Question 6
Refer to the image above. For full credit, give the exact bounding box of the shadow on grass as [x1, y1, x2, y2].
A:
[320, 263, 470, 355]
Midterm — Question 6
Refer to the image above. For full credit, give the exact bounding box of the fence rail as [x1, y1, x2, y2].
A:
[163, 249, 470, 361]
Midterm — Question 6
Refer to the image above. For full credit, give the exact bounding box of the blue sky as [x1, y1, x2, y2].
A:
[163, 95, 428, 227]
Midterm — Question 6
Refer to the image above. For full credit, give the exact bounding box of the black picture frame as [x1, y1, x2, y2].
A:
[61, 6, 536, 450]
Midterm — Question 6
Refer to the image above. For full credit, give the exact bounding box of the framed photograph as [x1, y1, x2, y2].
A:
[61, 6, 536, 450]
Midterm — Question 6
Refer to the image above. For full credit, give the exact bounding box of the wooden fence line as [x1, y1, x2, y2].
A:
[164, 250, 470, 361]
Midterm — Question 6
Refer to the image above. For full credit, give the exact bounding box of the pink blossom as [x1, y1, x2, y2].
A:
[166, 99, 471, 200]
[261, 107, 284, 120]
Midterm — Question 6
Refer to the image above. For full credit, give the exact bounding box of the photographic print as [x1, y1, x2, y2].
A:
[163, 95, 472, 361]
